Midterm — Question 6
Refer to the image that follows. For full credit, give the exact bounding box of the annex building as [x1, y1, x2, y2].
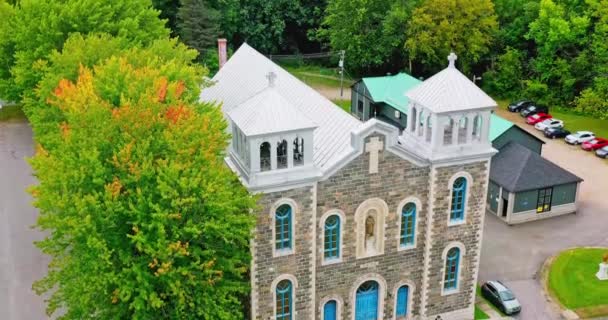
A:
[201, 45, 497, 320]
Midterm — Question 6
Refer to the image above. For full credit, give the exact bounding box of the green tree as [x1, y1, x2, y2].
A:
[177, 0, 220, 59]
[319, 0, 419, 73]
[31, 50, 256, 319]
[152, 0, 181, 35]
[0, 0, 169, 102]
[483, 47, 525, 98]
[404, 0, 498, 74]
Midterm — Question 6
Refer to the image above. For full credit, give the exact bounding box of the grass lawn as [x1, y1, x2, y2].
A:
[548, 248, 608, 318]
[332, 99, 351, 113]
[281, 64, 354, 89]
[497, 99, 608, 138]
[0, 104, 26, 122]
[474, 305, 490, 319]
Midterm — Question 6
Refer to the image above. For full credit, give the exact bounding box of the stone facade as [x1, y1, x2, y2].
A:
[250, 133, 490, 320]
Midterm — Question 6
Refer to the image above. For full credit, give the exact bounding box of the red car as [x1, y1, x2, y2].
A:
[581, 138, 608, 151]
[526, 112, 552, 125]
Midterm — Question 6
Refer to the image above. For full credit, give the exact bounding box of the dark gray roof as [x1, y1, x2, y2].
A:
[490, 142, 583, 192]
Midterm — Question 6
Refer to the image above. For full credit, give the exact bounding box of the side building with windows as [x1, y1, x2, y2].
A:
[201, 45, 497, 320]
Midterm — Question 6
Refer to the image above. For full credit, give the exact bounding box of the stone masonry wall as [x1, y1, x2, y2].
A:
[315, 134, 431, 319]
[253, 185, 315, 320]
[424, 161, 489, 317]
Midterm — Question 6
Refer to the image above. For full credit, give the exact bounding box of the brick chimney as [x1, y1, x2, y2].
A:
[217, 38, 227, 69]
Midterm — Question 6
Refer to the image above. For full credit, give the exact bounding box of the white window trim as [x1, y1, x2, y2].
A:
[396, 197, 422, 251]
[271, 274, 299, 320]
[440, 242, 466, 296]
[350, 273, 387, 320]
[392, 280, 416, 320]
[319, 295, 344, 320]
[319, 210, 346, 265]
[354, 198, 389, 259]
[271, 198, 298, 257]
[446, 172, 474, 227]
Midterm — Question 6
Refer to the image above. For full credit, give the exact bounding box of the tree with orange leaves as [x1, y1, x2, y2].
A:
[30, 52, 256, 319]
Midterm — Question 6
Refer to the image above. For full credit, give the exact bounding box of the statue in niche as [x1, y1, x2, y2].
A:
[365, 214, 376, 254]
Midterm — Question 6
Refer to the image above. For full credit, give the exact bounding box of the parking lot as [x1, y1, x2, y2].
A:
[479, 108, 608, 320]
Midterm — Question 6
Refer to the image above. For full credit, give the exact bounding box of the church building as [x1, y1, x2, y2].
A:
[201, 44, 497, 320]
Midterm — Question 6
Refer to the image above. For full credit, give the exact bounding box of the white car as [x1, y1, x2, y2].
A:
[565, 131, 595, 145]
[534, 118, 564, 131]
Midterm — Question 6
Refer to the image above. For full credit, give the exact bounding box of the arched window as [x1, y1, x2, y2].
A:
[458, 117, 468, 144]
[444, 247, 460, 290]
[324, 215, 340, 260]
[443, 118, 454, 145]
[323, 300, 337, 320]
[277, 140, 288, 169]
[260, 142, 271, 171]
[276, 280, 293, 320]
[355, 281, 379, 320]
[400, 203, 416, 247]
[395, 285, 409, 318]
[473, 115, 482, 140]
[293, 137, 304, 166]
[450, 177, 467, 222]
[410, 107, 417, 132]
[275, 204, 292, 251]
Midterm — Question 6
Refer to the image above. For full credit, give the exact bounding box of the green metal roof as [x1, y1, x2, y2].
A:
[362, 73, 421, 114]
[489, 113, 514, 141]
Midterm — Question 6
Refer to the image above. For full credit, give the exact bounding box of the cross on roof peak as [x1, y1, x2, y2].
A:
[266, 71, 277, 87]
[448, 52, 457, 68]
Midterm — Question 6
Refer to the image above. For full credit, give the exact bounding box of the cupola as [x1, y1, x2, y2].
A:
[401, 53, 497, 161]
[227, 72, 320, 188]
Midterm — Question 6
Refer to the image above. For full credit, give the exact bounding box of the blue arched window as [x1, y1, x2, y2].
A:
[324, 215, 340, 260]
[444, 247, 460, 290]
[450, 177, 467, 222]
[275, 204, 292, 251]
[400, 203, 416, 247]
[355, 281, 379, 320]
[323, 300, 337, 320]
[395, 285, 409, 318]
[276, 280, 292, 320]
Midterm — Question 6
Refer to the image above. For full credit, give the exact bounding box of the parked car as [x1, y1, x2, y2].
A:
[565, 131, 595, 145]
[581, 138, 608, 151]
[508, 100, 533, 112]
[596, 146, 608, 158]
[544, 127, 571, 139]
[481, 281, 521, 315]
[534, 118, 563, 131]
[526, 112, 552, 125]
[520, 104, 549, 117]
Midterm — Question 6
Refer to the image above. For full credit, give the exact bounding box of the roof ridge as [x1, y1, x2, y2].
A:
[509, 143, 532, 189]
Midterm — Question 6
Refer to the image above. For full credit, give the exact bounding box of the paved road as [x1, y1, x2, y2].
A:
[479, 109, 608, 320]
[0, 121, 48, 319]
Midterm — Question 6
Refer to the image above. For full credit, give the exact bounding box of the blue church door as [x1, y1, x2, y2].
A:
[355, 281, 379, 320]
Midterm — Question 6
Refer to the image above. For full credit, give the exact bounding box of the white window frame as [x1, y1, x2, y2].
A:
[319, 295, 344, 320]
[396, 197, 422, 251]
[440, 242, 466, 296]
[319, 210, 346, 265]
[446, 171, 474, 227]
[392, 280, 415, 320]
[271, 274, 299, 320]
[271, 198, 298, 257]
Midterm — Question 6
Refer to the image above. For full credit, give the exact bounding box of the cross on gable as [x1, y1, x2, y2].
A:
[448, 52, 457, 68]
[266, 71, 277, 87]
[365, 137, 384, 174]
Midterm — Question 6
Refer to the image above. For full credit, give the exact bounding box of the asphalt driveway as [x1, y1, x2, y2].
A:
[479, 109, 608, 320]
[0, 121, 48, 319]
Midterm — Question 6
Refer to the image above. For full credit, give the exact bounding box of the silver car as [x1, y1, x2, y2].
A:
[596, 146, 608, 159]
[565, 131, 595, 145]
[481, 281, 521, 315]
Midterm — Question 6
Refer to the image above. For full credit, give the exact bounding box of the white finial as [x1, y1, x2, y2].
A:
[448, 52, 457, 68]
[266, 71, 277, 87]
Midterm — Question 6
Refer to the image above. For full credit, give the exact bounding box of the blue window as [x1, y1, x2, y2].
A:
[324, 215, 340, 260]
[323, 300, 337, 320]
[450, 177, 467, 222]
[396, 285, 409, 317]
[355, 281, 379, 320]
[444, 247, 460, 290]
[276, 280, 292, 320]
[400, 203, 416, 246]
[275, 204, 292, 251]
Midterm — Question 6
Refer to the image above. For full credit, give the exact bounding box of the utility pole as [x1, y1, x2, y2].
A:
[472, 74, 482, 85]
[339, 50, 345, 97]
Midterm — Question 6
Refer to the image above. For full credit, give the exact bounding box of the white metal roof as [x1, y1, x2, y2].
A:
[200, 43, 361, 169]
[405, 53, 497, 113]
[227, 86, 317, 137]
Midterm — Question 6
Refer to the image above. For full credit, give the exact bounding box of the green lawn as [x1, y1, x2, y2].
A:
[474, 305, 490, 319]
[548, 248, 608, 318]
[332, 99, 351, 113]
[497, 99, 608, 138]
[0, 104, 26, 122]
[281, 64, 354, 89]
